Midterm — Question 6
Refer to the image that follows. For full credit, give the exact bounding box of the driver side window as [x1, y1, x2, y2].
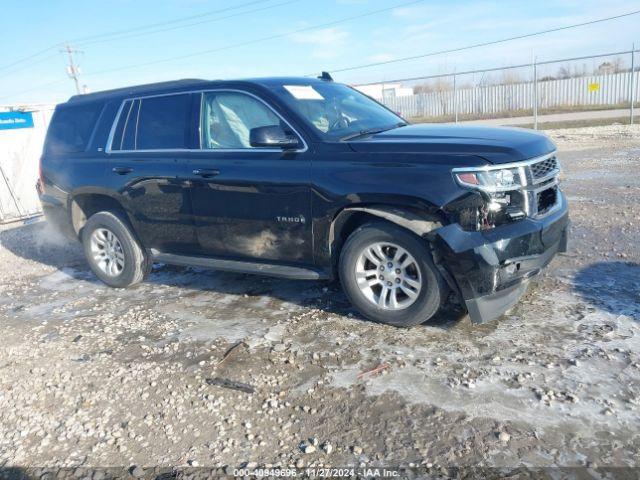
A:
[201, 91, 282, 149]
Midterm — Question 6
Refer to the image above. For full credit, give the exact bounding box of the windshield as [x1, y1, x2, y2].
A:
[270, 82, 405, 141]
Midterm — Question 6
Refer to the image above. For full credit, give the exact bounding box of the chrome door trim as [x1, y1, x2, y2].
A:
[105, 89, 309, 154]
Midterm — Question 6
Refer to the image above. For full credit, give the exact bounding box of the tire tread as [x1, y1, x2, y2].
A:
[81, 211, 150, 288]
[339, 221, 447, 327]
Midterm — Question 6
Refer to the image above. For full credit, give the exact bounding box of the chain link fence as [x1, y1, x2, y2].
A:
[355, 48, 638, 127]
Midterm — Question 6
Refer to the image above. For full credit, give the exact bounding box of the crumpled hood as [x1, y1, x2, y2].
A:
[347, 124, 556, 164]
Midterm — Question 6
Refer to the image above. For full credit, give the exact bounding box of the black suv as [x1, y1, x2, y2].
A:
[38, 76, 568, 326]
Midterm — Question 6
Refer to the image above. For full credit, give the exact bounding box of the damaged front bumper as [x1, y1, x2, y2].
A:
[432, 191, 569, 323]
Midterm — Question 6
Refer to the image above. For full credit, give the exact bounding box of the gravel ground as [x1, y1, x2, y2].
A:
[0, 124, 639, 477]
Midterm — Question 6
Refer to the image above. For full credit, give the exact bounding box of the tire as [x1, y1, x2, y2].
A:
[339, 221, 447, 327]
[81, 211, 151, 288]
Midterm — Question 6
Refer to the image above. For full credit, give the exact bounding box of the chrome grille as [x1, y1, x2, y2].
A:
[530, 156, 559, 181]
[521, 154, 561, 216]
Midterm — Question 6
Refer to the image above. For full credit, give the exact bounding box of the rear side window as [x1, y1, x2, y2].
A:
[109, 93, 191, 151]
[46, 103, 103, 154]
[137, 94, 190, 149]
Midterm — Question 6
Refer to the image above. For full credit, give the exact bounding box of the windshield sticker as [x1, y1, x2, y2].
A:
[284, 85, 324, 100]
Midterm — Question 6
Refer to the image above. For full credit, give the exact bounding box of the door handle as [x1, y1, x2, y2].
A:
[192, 169, 220, 178]
[112, 166, 133, 175]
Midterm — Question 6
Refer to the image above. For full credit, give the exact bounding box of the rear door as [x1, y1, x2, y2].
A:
[106, 93, 197, 254]
[187, 90, 313, 264]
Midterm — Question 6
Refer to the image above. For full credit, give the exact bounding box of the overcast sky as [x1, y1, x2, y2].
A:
[0, 0, 638, 105]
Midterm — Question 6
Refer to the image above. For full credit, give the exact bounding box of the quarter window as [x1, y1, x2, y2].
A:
[46, 103, 103, 154]
[200, 92, 285, 149]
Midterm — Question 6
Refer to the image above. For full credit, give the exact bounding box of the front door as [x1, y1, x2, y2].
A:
[187, 90, 313, 264]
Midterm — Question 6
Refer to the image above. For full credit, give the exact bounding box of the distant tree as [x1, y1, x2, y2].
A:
[413, 79, 452, 115]
[596, 58, 625, 75]
[501, 71, 523, 85]
[557, 65, 571, 79]
[557, 63, 589, 79]
[413, 83, 431, 94]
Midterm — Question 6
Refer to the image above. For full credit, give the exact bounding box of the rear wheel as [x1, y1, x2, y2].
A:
[339, 222, 447, 327]
[81, 211, 151, 288]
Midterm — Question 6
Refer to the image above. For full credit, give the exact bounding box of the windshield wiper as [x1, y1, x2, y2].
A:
[340, 122, 407, 141]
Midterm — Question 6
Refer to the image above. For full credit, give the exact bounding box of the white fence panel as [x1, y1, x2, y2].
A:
[375, 71, 640, 119]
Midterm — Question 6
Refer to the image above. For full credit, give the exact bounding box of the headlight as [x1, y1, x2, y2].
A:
[454, 167, 523, 192]
[451, 166, 528, 231]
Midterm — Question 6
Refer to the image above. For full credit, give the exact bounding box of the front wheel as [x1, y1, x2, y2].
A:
[339, 222, 447, 327]
[81, 211, 151, 288]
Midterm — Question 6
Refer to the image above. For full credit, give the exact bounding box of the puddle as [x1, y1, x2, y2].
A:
[39, 268, 97, 292]
[326, 285, 640, 433]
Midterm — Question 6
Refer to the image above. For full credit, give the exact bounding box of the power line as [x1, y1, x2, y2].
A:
[84, 0, 429, 77]
[0, 78, 68, 102]
[321, 9, 640, 75]
[354, 48, 640, 86]
[0, 0, 308, 101]
[0, 0, 281, 73]
[75, 0, 303, 48]
[0, 46, 60, 73]
[71, 0, 278, 44]
[0, 53, 61, 77]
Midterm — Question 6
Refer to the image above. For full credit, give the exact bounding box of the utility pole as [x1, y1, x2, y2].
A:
[61, 44, 83, 94]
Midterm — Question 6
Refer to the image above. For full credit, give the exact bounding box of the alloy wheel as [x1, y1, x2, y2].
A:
[354, 242, 422, 310]
[90, 228, 125, 277]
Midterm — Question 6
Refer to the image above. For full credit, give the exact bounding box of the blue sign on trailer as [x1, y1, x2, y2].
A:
[0, 111, 34, 130]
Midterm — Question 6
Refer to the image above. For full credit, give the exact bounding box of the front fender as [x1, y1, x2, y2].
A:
[330, 205, 442, 245]
[319, 202, 445, 275]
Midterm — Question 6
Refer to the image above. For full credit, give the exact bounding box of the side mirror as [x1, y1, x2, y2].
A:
[250, 125, 299, 150]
